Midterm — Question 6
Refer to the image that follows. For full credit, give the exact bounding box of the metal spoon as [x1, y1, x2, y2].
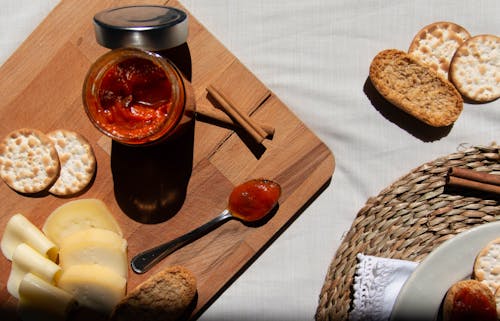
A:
[131, 178, 281, 274]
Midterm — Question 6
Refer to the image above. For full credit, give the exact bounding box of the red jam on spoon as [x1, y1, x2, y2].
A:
[131, 178, 281, 274]
[228, 179, 282, 222]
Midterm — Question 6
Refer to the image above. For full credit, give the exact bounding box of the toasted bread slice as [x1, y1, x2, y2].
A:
[443, 279, 496, 321]
[369, 49, 463, 127]
[111, 266, 197, 321]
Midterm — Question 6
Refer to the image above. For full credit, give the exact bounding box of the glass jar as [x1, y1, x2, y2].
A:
[83, 5, 194, 146]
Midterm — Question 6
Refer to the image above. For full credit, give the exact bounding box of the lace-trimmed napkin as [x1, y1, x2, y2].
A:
[349, 253, 418, 321]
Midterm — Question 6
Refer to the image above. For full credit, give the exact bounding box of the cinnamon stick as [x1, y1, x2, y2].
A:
[206, 85, 268, 144]
[446, 167, 500, 195]
[196, 105, 275, 137]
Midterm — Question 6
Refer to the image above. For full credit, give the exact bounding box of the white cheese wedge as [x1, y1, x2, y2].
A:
[42, 198, 123, 247]
[7, 243, 61, 299]
[1, 213, 58, 261]
[57, 264, 126, 315]
[59, 228, 128, 278]
[18, 272, 76, 321]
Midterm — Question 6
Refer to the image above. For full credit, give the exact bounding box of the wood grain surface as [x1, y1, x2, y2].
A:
[0, 0, 335, 319]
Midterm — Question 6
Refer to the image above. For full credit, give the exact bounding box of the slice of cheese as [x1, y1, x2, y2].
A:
[57, 264, 126, 315]
[59, 228, 128, 278]
[1, 213, 58, 261]
[42, 199, 122, 247]
[18, 272, 76, 321]
[7, 243, 61, 299]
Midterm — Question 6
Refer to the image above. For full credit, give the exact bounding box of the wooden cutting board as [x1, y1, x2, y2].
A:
[0, 0, 335, 319]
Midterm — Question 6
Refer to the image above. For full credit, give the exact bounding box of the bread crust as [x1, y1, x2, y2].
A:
[443, 279, 496, 321]
[111, 265, 197, 321]
[408, 21, 470, 79]
[450, 34, 500, 102]
[369, 49, 463, 127]
[0, 128, 60, 193]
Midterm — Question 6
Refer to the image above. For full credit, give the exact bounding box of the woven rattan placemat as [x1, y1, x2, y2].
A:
[315, 144, 500, 321]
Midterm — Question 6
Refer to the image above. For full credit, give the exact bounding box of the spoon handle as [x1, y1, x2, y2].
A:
[131, 209, 233, 274]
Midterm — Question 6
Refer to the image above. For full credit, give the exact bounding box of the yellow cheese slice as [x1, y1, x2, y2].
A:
[59, 228, 128, 278]
[18, 272, 76, 321]
[57, 264, 126, 315]
[42, 199, 123, 247]
[7, 243, 61, 299]
[1, 213, 58, 261]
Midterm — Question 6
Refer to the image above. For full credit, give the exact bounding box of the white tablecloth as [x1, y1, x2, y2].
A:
[1, 1, 498, 320]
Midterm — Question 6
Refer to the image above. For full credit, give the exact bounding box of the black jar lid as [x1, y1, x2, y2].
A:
[93, 5, 188, 51]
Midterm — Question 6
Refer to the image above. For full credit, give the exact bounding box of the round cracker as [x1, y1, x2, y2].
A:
[0, 128, 60, 193]
[474, 237, 500, 297]
[46, 129, 96, 196]
[450, 34, 500, 102]
[409, 21, 471, 80]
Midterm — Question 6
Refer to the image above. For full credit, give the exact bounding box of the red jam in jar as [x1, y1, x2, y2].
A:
[83, 48, 193, 145]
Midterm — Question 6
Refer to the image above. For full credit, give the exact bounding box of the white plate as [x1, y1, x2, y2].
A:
[390, 221, 500, 321]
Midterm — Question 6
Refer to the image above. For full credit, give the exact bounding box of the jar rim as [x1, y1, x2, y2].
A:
[82, 48, 186, 145]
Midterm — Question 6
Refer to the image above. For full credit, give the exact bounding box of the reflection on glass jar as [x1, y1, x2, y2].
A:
[83, 48, 194, 145]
